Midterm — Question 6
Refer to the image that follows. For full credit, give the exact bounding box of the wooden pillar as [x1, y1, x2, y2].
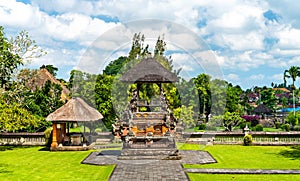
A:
[51, 123, 58, 148]
[137, 83, 141, 112]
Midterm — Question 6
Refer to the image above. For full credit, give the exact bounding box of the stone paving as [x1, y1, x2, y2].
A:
[82, 150, 216, 181]
[82, 150, 300, 181]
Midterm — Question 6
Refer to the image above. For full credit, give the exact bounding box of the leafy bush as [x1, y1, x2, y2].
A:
[243, 134, 253, 146]
[44, 127, 53, 147]
[281, 124, 290, 132]
[241, 115, 260, 127]
[286, 111, 300, 126]
[275, 122, 281, 129]
[198, 123, 206, 130]
[254, 124, 263, 131]
[293, 125, 300, 131]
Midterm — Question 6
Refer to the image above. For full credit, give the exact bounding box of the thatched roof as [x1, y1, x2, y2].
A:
[120, 57, 179, 83]
[28, 68, 70, 101]
[46, 97, 103, 122]
[253, 103, 272, 114]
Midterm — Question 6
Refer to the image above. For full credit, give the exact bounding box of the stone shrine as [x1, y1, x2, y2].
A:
[112, 57, 181, 160]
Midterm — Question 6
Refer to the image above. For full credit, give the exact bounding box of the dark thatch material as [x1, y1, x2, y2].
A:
[120, 57, 179, 83]
[46, 97, 103, 122]
[27, 68, 70, 101]
[253, 104, 272, 114]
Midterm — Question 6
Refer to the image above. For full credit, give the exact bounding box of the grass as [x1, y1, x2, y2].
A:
[188, 173, 300, 181]
[263, 127, 282, 132]
[0, 144, 299, 180]
[182, 144, 300, 180]
[0, 146, 114, 181]
[183, 145, 300, 169]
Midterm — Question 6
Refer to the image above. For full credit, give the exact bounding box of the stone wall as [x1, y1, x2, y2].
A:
[0, 132, 46, 146]
[179, 132, 300, 145]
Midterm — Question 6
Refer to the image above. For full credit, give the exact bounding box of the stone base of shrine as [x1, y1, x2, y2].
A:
[118, 147, 182, 160]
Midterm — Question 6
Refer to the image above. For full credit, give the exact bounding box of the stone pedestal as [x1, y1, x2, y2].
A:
[118, 138, 181, 160]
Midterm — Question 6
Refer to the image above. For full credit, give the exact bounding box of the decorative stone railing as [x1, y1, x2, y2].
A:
[180, 132, 300, 145]
[0, 132, 46, 146]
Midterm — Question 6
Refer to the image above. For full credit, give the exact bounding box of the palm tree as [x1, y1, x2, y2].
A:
[283, 66, 300, 116]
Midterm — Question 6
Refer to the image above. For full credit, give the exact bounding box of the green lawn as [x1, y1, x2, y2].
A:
[182, 144, 300, 181]
[183, 145, 300, 169]
[0, 146, 114, 181]
[188, 173, 300, 181]
[1, 144, 299, 180]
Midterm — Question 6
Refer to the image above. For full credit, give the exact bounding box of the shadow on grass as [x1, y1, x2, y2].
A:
[279, 146, 300, 160]
[0, 146, 32, 151]
[0, 163, 13, 174]
[38, 147, 50, 151]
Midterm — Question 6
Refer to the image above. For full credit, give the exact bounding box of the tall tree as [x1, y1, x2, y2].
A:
[40, 65, 58, 77]
[0, 26, 22, 89]
[103, 56, 128, 76]
[9, 30, 46, 63]
[284, 66, 300, 115]
[94, 74, 115, 130]
[0, 26, 46, 89]
[226, 83, 243, 113]
[193, 73, 211, 122]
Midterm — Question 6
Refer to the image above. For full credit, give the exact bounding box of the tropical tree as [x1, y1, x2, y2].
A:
[0, 94, 44, 132]
[284, 66, 300, 116]
[193, 74, 211, 122]
[0, 26, 22, 89]
[94, 74, 115, 130]
[40, 65, 58, 76]
[226, 83, 243, 113]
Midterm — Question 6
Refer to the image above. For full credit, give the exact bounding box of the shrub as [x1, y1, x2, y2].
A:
[293, 125, 299, 131]
[254, 124, 263, 131]
[286, 111, 300, 126]
[281, 124, 290, 132]
[275, 122, 281, 129]
[198, 123, 206, 130]
[44, 127, 53, 147]
[241, 115, 260, 127]
[243, 134, 253, 146]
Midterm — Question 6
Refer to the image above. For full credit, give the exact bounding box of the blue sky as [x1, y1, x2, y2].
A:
[1, 0, 300, 89]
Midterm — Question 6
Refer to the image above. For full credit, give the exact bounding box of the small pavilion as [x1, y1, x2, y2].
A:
[253, 103, 272, 119]
[46, 97, 103, 151]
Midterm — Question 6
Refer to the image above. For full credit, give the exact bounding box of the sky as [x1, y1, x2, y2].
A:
[1, 0, 300, 90]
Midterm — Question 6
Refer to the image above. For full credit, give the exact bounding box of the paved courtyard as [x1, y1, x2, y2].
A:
[82, 150, 216, 181]
[82, 150, 300, 181]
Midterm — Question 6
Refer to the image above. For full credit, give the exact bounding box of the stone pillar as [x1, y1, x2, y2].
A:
[51, 123, 58, 148]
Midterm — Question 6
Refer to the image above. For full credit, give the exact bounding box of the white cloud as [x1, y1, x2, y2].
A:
[250, 74, 265, 80]
[2, 0, 300, 89]
[276, 26, 300, 49]
[227, 73, 240, 81]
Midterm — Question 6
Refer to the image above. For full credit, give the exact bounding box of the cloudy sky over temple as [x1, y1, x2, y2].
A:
[1, 0, 300, 89]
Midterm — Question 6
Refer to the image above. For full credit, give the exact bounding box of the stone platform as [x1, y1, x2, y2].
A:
[82, 150, 216, 181]
[82, 150, 300, 180]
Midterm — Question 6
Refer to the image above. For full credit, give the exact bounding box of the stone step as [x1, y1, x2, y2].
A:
[121, 148, 179, 157]
[95, 138, 112, 144]
[117, 155, 182, 160]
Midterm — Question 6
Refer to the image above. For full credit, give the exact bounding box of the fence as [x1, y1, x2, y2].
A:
[1, 131, 300, 146]
[180, 131, 300, 145]
[0, 132, 46, 146]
